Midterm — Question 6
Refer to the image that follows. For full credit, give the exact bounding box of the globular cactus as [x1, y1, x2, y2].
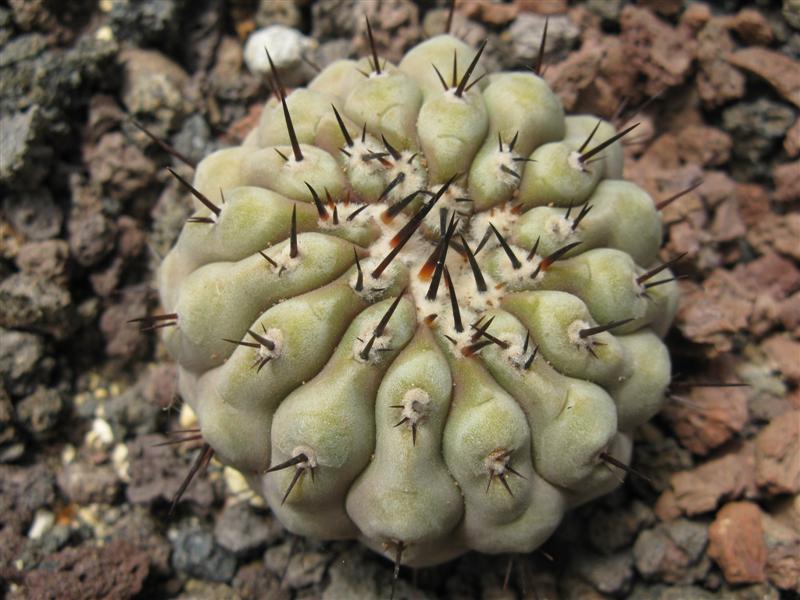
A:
[149, 26, 682, 571]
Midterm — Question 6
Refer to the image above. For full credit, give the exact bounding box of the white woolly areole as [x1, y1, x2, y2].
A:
[259, 327, 284, 361]
[490, 149, 523, 188]
[568, 150, 586, 172]
[421, 182, 472, 237]
[399, 388, 431, 424]
[567, 319, 592, 347]
[504, 332, 536, 369]
[547, 214, 575, 242]
[291, 445, 318, 469]
[352, 315, 394, 364]
[385, 152, 428, 203]
[484, 448, 512, 476]
[346, 138, 386, 179]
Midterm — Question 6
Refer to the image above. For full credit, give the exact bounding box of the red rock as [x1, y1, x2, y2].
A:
[696, 18, 746, 107]
[676, 125, 732, 167]
[678, 270, 752, 353]
[680, 2, 711, 30]
[732, 9, 774, 45]
[708, 502, 767, 584]
[142, 363, 178, 410]
[654, 489, 682, 521]
[710, 193, 746, 243]
[785, 118, 800, 157]
[226, 102, 264, 146]
[736, 183, 771, 229]
[762, 510, 800, 592]
[734, 252, 800, 301]
[639, 0, 684, 17]
[620, 6, 695, 96]
[84, 132, 157, 203]
[728, 48, 800, 108]
[544, 40, 604, 113]
[762, 336, 800, 382]
[515, 0, 568, 15]
[663, 384, 749, 455]
[755, 410, 800, 495]
[670, 442, 758, 516]
[462, 0, 519, 25]
[772, 161, 800, 203]
[20, 538, 149, 600]
[777, 292, 800, 335]
[748, 213, 800, 262]
[99, 287, 150, 359]
[14, 240, 70, 284]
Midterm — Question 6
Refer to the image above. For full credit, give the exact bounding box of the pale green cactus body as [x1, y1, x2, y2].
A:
[155, 32, 681, 569]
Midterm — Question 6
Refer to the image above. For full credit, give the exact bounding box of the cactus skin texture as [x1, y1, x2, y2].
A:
[156, 33, 680, 569]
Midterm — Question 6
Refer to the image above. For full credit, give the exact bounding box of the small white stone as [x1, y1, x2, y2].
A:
[243, 25, 317, 86]
[28, 509, 54, 540]
[85, 418, 114, 449]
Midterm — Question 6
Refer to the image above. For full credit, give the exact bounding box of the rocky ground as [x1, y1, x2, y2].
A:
[1, 0, 798, 598]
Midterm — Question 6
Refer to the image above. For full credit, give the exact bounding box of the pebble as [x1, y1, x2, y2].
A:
[322, 548, 389, 600]
[722, 99, 796, 173]
[588, 500, 656, 555]
[67, 179, 117, 268]
[125, 433, 215, 509]
[121, 47, 192, 137]
[214, 501, 283, 557]
[728, 47, 800, 109]
[15, 239, 70, 284]
[255, 0, 302, 29]
[633, 519, 710, 584]
[620, 5, 694, 96]
[586, 0, 625, 22]
[111, 507, 173, 576]
[508, 13, 579, 65]
[0, 273, 73, 339]
[172, 527, 237, 583]
[175, 580, 242, 600]
[243, 25, 317, 87]
[84, 131, 157, 203]
[3, 188, 63, 241]
[109, 0, 181, 49]
[786, 0, 800, 30]
[57, 461, 120, 505]
[571, 550, 635, 595]
[15, 386, 63, 439]
[0, 327, 49, 397]
[172, 114, 216, 168]
[0, 387, 24, 462]
[103, 385, 162, 438]
[0, 463, 56, 535]
[696, 18, 746, 108]
[264, 541, 330, 589]
[628, 583, 717, 599]
[17, 538, 150, 599]
[233, 561, 290, 600]
[0, 107, 52, 188]
[708, 501, 767, 584]
[754, 410, 800, 494]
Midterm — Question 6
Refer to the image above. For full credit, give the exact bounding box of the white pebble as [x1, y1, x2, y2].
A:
[243, 25, 317, 86]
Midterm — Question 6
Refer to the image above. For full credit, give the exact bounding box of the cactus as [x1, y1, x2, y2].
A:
[148, 26, 682, 572]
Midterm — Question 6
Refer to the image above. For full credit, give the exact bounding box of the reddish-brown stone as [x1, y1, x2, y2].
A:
[727, 48, 800, 108]
[670, 443, 758, 516]
[708, 502, 767, 584]
[755, 411, 800, 495]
